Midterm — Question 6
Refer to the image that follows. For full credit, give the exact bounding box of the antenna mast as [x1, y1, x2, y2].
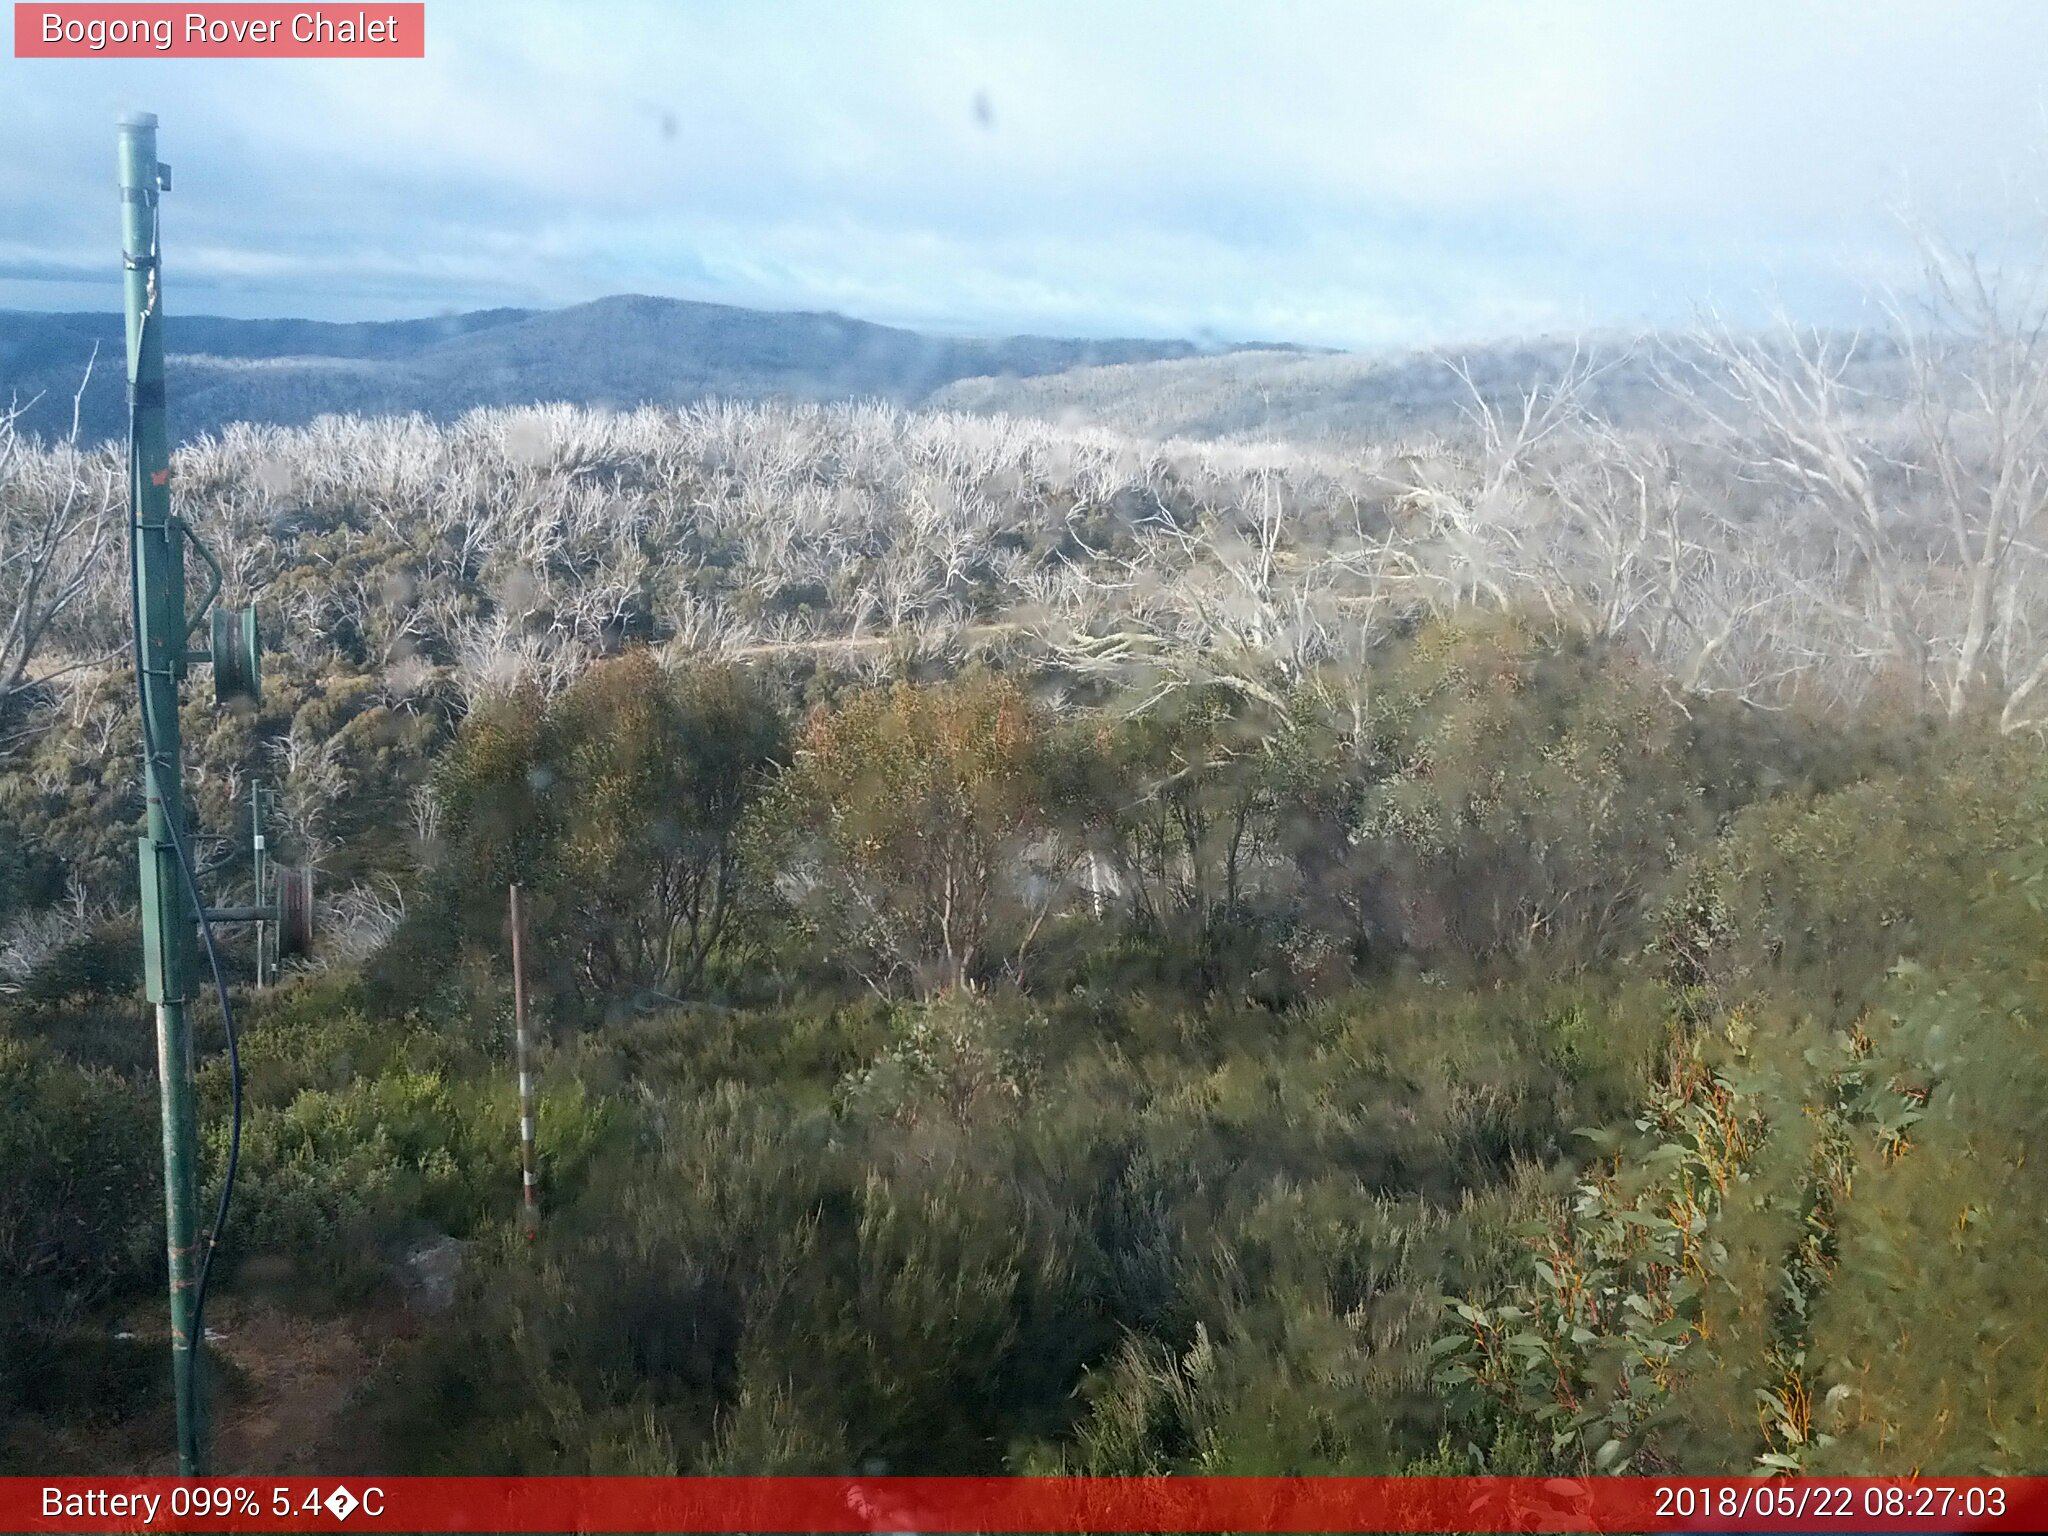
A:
[119, 112, 311, 1476]
[118, 107, 211, 1477]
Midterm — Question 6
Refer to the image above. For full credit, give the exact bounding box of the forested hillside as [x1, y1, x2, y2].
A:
[0, 297, 1260, 446]
[4, 255, 2047, 1475]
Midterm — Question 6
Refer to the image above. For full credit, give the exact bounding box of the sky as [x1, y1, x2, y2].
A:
[4, 1, 2048, 349]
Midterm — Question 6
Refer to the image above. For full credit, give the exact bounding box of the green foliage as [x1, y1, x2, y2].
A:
[1045, 684, 1283, 986]
[0, 1030, 159, 1311]
[754, 671, 1057, 995]
[430, 681, 552, 892]
[7, 595, 2045, 1479]
[1440, 762, 2048, 1476]
[1668, 734, 2036, 1018]
[214, 1069, 499, 1289]
[420, 649, 791, 1011]
[0, 802, 62, 923]
[1790, 962, 2048, 1472]
[345, 970, 1654, 1475]
[835, 993, 1039, 1127]
[1432, 1021, 1757, 1473]
[550, 652, 791, 998]
[177, 974, 612, 1305]
[0, 1027, 160, 1458]
[1301, 614, 1714, 966]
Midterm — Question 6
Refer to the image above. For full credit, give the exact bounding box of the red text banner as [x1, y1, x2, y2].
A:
[3, 1476, 2044, 1533]
[14, 5, 425, 58]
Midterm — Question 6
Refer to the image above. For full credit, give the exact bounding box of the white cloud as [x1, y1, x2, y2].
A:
[3, 1, 2046, 342]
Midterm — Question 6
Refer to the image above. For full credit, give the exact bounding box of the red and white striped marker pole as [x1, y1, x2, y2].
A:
[508, 883, 539, 1241]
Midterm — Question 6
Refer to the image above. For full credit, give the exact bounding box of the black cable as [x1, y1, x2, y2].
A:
[126, 191, 242, 1418]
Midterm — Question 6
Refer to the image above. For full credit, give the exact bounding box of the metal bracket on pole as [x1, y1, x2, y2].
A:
[208, 784, 314, 987]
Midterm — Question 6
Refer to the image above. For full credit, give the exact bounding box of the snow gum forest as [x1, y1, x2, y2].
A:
[6, 240, 2048, 1476]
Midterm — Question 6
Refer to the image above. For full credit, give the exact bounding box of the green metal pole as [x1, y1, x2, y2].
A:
[119, 110, 205, 1478]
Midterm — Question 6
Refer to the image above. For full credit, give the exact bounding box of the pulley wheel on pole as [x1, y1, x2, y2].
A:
[276, 866, 315, 957]
[211, 603, 262, 705]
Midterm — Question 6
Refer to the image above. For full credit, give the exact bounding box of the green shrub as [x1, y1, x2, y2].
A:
[1305, 616, 1712, 967]
[1043, 684, 1286, 989]
[1669, 733, 2036, 1019]
[0, 1029, 161, 1460]
[423, 650, 791, 1012]
[752, 671, 1057, 996]
[1441, 765, 2048, 1475]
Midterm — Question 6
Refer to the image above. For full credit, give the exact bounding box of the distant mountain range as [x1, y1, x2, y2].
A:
[926, 339, 1670, 443]
[0, 295, 1294, 445]
[928, 330, 1925, 445]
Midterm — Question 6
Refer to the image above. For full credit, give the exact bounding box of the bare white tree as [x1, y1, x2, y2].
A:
[1663, 235, 2048, 732]
[9, 307, 2048, 771]
[1891, 232, 2048, 727]
[0, 359, 117, 726]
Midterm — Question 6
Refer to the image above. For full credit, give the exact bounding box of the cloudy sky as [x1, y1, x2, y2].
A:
[4, 2, 2047, 348]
